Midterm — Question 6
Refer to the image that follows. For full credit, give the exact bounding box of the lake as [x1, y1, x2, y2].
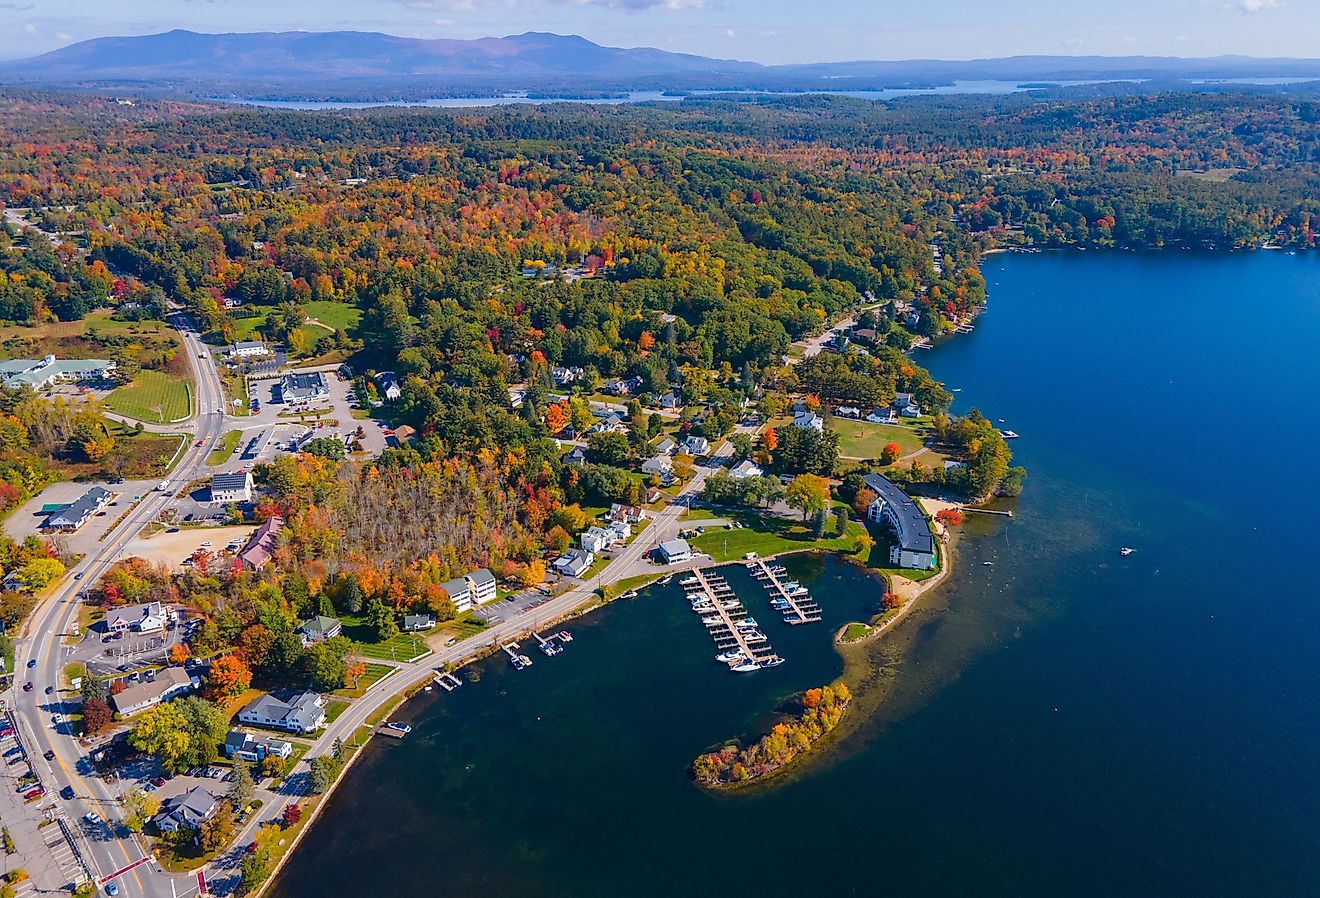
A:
[271, 250, 1320, 897]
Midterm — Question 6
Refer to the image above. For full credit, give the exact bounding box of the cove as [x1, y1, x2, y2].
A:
[270, 250, 1320, 897]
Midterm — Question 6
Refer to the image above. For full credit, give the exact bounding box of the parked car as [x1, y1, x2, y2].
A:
[23, 787, 43, 800]
[150, 776, 166, 787]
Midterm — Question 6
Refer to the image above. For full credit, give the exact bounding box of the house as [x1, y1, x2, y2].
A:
[892, 392, 917, 411]
[439, 568, 497, 613]
[656, 392, 682, 411]
[589, 414, 627, 435]
[607, 520, 632, 542]
[605, 376, 642, 397]
[238, 516, 284, 570]
[793, 411, 825, 432]
[652, 437, 677, 456]
[644, 487, 663, 504]
[296, 616, 342, 645]
[835, 406, 861, 419]
[111, 667, 195, 716]
[656, 538, 692, 565]
[0, 355, 115, 390]
[641, 455, 674, 484]
[279, 371, 330, 404]
[861, 473, 937, 570]
[508, 388, 527, 409]
[552, 548, 594, 578]
[45, 486, 111, 531]
[403, 614, 435, 632]
[867, 408, 897, 425]
[237, 692, 327, 735]
[551, 366, 583, 386]
[392, 424, 417, 445]
[210, 470, 252, 504]
[901, 403, 922, 418]
[608, 503, 646, 524]
[851, 327, 879, 345]
[223, 730, 293, 764]
[375, 371, 401, 402]
[229, 341, 270, 359]
[563, 446, 589, 466]
[154, 786, 219, 833]
[581, 526, 615, 554]
[105, 601, 169, 635]
[729, 459, 764, 480]
[681, 435, 709, 456]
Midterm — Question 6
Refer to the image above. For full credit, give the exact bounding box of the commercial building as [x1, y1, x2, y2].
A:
[279, 371, 330, 404]
[439, 567, 497, 613]
[656, 538, 692, 564]
[105, 601, 169, 634]
[45, 486, 111, 531]
[238, 516, 284, 570]
[0, 355, 115, 390]
[552, 548, 593, 578]
[210, 470, 253, 504]
[229, 341, 270, 359]
[237, 692, 327, 735]
[861, 473, 937, 570]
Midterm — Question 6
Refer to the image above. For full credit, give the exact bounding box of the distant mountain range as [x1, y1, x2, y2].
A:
[3, 30, 1320, 99]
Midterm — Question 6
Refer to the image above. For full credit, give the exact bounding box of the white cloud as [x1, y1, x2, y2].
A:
[21, 21, 33, 33]
[1236, 0, 1278, 12]
[723, 28, 735, 37]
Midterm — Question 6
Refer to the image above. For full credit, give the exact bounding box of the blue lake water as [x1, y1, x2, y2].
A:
[272, 250, 1320, 896]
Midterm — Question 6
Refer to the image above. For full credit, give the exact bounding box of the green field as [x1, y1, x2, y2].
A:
[105, 371, 192, 423]
[691, 513, 866, 563]
[323, 699, 351, 724]
[338, 615, 431, 661]
[830, 418, 927, 460]
[206, 430, 242, 465]
[334, 662, 393, 698]
[302, 301, 362, 333]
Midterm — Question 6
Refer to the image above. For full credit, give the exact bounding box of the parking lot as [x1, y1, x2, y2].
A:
[473, 586, 560, 626]
[228, 365, 389, 460]
[64, 612, 195, 679]
[120, 524, 256, 571]
[2, 481, 156, 553]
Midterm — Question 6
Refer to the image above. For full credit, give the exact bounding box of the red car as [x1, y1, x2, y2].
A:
[195, 440, 204, 447]
[150, 776, 166, 788]
[23, 787, 43, 800]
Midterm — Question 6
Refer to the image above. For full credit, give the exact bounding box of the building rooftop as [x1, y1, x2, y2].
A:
[861, 473, 935, 555]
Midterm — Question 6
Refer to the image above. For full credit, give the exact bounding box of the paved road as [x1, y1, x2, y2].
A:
[12, 309, 225, 898]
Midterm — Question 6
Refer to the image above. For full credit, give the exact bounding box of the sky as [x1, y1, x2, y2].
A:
[0, 0, 1315, 63]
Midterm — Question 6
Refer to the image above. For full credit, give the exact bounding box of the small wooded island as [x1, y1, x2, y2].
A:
[692, 683, 852, 788]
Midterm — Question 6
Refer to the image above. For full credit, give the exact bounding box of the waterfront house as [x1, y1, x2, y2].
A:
[210, 470, 252, 504]
[154, 787, 218, 833]
[45, 486, 111, 531]
[581, 526, 615, 555]
[106, 601, 169, 635]
[403, 614, 435, 632]
[111, 667, 195, 716]
[656, 538, 692, 565]
[552, 548, 594, 578]
[296, 616, 342, 646]
[223, 730, 293, 764]
[237, 692, 327, 735]
[861, 473, 937, 570]
[439, 567, 497, 613]
[901, 403, 922, 418]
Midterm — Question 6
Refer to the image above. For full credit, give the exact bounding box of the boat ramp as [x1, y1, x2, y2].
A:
[681, 567, 783, 672]
[747, 558, 821, 625]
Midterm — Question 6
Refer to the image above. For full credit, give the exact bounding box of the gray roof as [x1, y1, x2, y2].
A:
[112, 667, 191, 713]
[861, 473, 935, 556]
[241, 691, 323, 731]
[298, 616, 341, 637]
[658, 538, 691, 557]
[158, 786, 217, 828]
[467, 567, 495, 588]
[280, 371, 328, 401]
[47, 486, 110, 527]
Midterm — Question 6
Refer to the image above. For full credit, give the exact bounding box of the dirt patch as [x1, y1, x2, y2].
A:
[122, 524, 258, 569]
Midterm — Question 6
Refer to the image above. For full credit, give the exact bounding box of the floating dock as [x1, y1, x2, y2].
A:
[433, 671, 463, 691]
[747, 558, 822, 625]
[682, 568, 782, 671]
[502, 641, 534, 670]
[373, 726, 407, 740]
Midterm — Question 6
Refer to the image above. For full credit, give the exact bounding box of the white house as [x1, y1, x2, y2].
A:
[376, 371, 402, 402]
[607, 520, 632, 542]
[581, 526, 615, 554]
[656, 538, 692, 564]
[608, 503, 646, 524]
[652, 437, 677, 456]
[641, 455, 674, 484]
[867, 408, 897, 425]
[111, 667, 195, 716]
[729, 459, 764, 480]
[154, 787, 219, 833]
[552, 548, 593, 578]
[793, 411, 824, 432]
[901, 403, 922, 418]
[105, 601, 169, 634]
[861, 473, 937, 570]
[439, 567, 497, 613]
[229, 341, 270, 359]
[210, 470, 253, 504]
[681, 435, 709, 456]
[237, 692, 327, 735]
[224, 730, 293, 764]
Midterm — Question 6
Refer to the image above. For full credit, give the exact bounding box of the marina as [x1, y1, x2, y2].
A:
[681, 567, 783, 672]
[747, 558, 822, 625]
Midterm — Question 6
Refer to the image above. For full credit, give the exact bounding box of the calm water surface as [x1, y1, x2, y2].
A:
[273, 251, 1320, 897]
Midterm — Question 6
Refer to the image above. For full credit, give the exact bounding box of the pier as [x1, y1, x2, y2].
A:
[682, 568, 782, 671]
[373, 726, 407, 739]
[960, 507, 1014, 517]
[747, 558, 822, 624]
[432, 670, 463, 691]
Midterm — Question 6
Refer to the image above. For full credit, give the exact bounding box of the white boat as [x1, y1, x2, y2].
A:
[557, 631, 573, 642]
[735, 617, 759, 628]
[1001, 430, 1020, 439]
[716, 650, 745, 664]
[982, 561, 994, 566]
[758, 657, 785, 669]
[385, 722, 412, 734]
[1120, 547, 1135, 557]
[730, 661, 761, 673]
[510, 655, 527, 670]
[743, 631, 768, 642]
[518, 654, 534, 667]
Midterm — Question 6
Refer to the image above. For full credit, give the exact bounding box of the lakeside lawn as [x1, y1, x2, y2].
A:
[691, 513, 867, 563]
[206, 429, 242, 465]
[323, 699, 350, 724]
[334, 662, 393, 698]
[338, 614, 431, 662]
[106, 370, 192, 423]
[830, 418, 928, 460]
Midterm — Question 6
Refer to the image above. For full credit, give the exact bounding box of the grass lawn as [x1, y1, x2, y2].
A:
[206, 430, 242, 465]
[302, 301, 361, 333]
[229, 311, 269, 342]
[612, 573, 664, 593]
[334, 662, 392, 698]
[441, 614, 489, 641]
[831, 419, 928, 460]
[106, 370, 192, 423]
[841, 623, 871, 642]
[323, 699, 350, 724]
[338, 615, 430, 662]
[691, 513, 866, 563]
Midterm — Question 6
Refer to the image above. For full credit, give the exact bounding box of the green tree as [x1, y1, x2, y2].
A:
[229, 757, 255, 808]
[364, 597, 398, 642]
[123, 790, 161, 833]
[785, 474, 831, 521]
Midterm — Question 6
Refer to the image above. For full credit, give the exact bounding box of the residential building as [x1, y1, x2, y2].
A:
[835, 406, 861, 419]
[581, 526, 615, 555]
[111, 667, 195, 716]
[279, 371, 330, 404]
[861, 473, 937, 570]
[892, 392, 917, 411]
[681, 435, 709, 456]
[563, 446, 589, 466]
[223, 730, 293, 764]
[237, 692, 327, 735]
[403, 614, 435, 632]
[656, 538, 692, 565]
[644, 487, 663, 504]
[656, 392, 682, 410]
[551, 366, 583, 386]
[607, 520, 631, 542]
[210, 470, 252, 504]
[154, 787, 218, 833]
[589, 413, 627, 435]
[641, 455, 674, 484]
[866, 408, 897, 425]
[901, 403, 922, 418]
[729, 459, 764, 480]
[552, 548, 594, 578]
[439, 567, 497, 613]
[793, 411, 825, 432]
[608, 503, 646, 524]
[45, 486, 111, 531]
[652, 437, 677, 456]
[296, 616, 342, 645]
[105, 601, 169, 634]
[376, 371, 401, 402]
[229, 341, 270, 359]
[0, 355, 115, 390]
[238, 516, 284, 570]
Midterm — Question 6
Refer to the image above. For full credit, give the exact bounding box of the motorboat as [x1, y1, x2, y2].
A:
[1120, 547, 1135, 557]
[510, 655, 527, 670]
[1001, 430, 1019, 439]
[758, 657, 785, 669]
[735, 617, 759, 628]
[742, 631, 768, 642]
[716, 650, 745, 664]
[730, 661, 761, 673]
[384, 722, 412, 734]
[557, 630, 573, 642]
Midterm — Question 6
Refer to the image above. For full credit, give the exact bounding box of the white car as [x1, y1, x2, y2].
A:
[83, 812, 102, 825]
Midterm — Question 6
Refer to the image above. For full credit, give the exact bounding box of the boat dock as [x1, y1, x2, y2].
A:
[960, 507, 1014, 517]
[681, 568, 783, 672]
[502, 641, 534, 670]
[373, 726, 407, 739]
[432, 670, 463, 691]
[534, 631, 566, 657]
[747, 558, 822, 625]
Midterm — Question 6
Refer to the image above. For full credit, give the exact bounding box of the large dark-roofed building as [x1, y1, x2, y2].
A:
[861, 473, 937, 570]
